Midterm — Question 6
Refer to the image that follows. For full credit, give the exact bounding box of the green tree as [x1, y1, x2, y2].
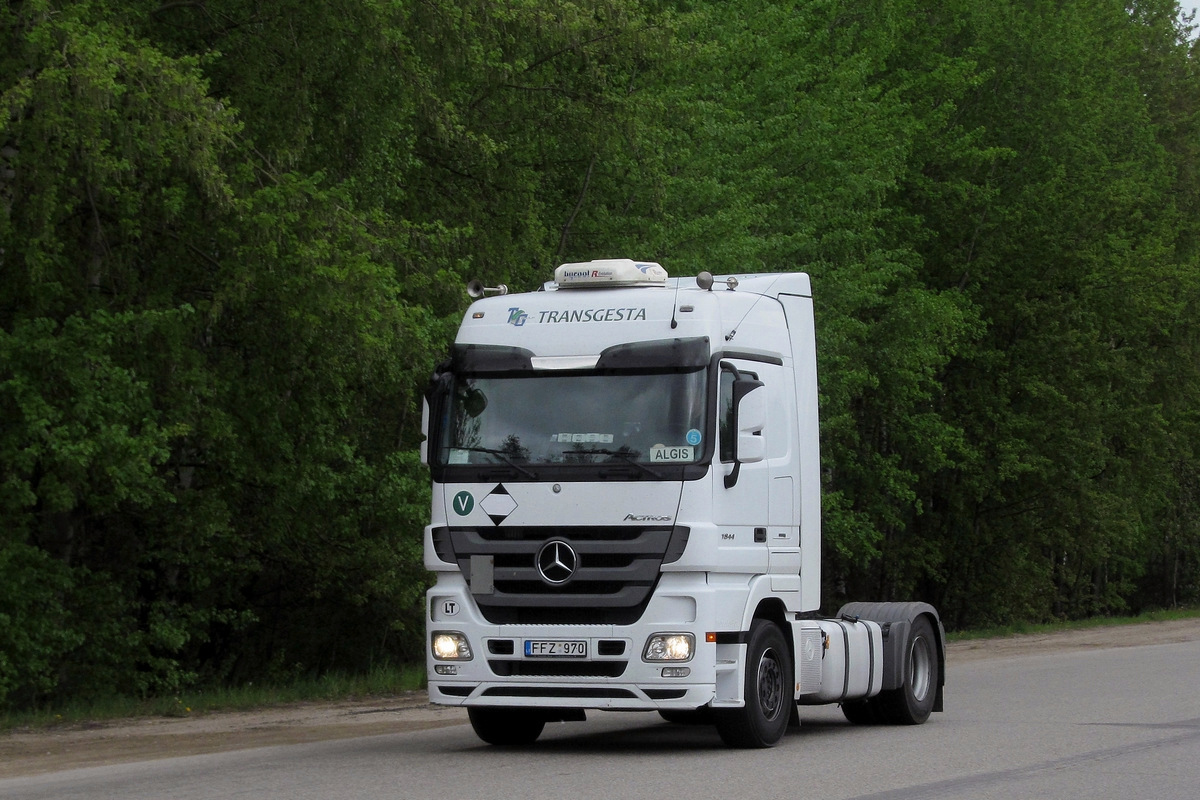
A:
[893, 0, 1200, 626]
[0, 0, 436, 703]
[1, 0, 674, 707]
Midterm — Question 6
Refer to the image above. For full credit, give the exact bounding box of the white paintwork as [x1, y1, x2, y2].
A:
[424, 260, 886, 718]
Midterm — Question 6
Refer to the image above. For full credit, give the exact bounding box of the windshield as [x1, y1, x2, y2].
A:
[438, 370, 708, 467]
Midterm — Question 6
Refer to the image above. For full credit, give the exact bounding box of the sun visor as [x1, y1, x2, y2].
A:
[451, 344, 535, 373]
[595, 337, 710, 371]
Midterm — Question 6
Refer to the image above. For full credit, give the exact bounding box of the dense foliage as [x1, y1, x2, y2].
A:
[2, 0, 1198, 707]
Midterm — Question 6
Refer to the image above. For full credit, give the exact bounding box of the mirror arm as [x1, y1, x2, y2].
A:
[724, 461, 741, 489]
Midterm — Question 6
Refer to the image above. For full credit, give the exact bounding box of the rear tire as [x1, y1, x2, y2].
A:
[875, 615, 939, 725]
[467, 707, 546, 745]
[715, 620, 793, 748]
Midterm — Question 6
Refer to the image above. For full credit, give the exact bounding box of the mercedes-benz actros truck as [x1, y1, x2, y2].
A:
[421, 259, 944, 748]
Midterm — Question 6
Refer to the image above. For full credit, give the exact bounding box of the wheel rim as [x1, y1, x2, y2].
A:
[909, 635, 932, 702]
[757, 647, 784, 721]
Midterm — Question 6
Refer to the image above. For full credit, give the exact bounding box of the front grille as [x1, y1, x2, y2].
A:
[433, 525, 689, 624]
[488, 660, 627, 678]
[596, 640, 626, 656]
[481, 687, 637, 699]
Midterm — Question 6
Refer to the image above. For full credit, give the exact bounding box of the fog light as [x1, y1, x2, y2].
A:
[643, 632, 695, 662]
[662, 666, 691, 678]
[431, 631, 473, 661]
[434, 664, 459, 675]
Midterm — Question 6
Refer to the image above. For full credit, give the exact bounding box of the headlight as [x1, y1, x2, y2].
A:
[431, 631, 473, 661]
[643, 632, 695, 662]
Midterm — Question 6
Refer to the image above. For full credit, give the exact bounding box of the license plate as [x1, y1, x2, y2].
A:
[524, 639, 588, 658]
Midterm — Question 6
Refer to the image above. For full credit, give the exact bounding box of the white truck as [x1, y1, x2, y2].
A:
[421, 259, 944, 748]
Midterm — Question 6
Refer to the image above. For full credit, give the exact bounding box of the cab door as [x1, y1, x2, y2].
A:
[712, 359, 771, 572]
[712, 357, 801, 582]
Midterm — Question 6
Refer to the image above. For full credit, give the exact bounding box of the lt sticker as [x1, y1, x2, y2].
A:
[452, 490, 474, 516]
[686, 428, 702, 446]
[650, 445, 694, 462]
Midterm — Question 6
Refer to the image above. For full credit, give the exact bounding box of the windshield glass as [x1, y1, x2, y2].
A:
[438, 370, 708, 467]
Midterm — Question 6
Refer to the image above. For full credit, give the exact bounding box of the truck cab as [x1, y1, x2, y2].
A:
[422, 259, 943, 747]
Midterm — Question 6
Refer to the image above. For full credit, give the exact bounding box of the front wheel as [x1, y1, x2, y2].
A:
[467, 707, 546, 745]
[715, 619, 793, 748]
[875, 615, 939, 725]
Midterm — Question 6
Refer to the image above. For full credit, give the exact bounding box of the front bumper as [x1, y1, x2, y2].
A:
[426, 574, 730, 710]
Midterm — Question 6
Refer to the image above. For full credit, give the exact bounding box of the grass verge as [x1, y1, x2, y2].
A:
[945, 606, 1200, 642]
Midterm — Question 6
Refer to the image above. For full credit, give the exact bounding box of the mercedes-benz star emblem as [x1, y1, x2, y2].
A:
[536, 540, 578, 585]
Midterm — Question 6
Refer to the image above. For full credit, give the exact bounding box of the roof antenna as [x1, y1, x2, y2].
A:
[725, 274, 783, 340]
[670, 279, 681, 329]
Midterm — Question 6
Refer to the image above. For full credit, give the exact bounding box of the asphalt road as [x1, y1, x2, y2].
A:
[4, 635, 1200, 800]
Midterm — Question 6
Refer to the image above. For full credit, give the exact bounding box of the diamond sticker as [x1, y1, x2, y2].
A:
[481, 484, 518, 524]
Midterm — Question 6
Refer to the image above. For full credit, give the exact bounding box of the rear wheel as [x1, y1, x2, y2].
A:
[715, 620, 793, 748]
[467, 707, 546, 745]
[875, 615, 939, 725]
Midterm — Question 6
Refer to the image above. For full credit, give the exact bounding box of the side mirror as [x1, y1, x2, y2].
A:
[461, 386, 488, 417]
[725, 378, 765, 488]
[423, 362, 453, 467]
[420, 398, 431, 465]
[736, 384, 766, 463]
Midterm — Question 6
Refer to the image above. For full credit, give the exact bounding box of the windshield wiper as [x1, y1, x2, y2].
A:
[448, 446, 538, 479]
[565, 448, 665, 479]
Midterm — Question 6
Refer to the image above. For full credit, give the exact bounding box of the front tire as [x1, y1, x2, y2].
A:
[715, 620, 793, 748]
[467, 707, 546, 745]
[875, 615, 939, 725]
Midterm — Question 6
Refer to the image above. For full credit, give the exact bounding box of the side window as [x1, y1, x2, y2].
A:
[719, 364, 758, 462]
